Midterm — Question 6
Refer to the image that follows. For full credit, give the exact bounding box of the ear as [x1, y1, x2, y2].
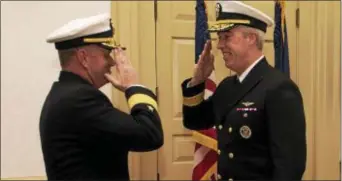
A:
[246, 33, 257, 46]
[75, 48, 89, 68]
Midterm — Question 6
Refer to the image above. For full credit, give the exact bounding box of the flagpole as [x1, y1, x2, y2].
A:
[154, 0, 160, 181]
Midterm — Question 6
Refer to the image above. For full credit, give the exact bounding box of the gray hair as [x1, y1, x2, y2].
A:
[57, 48, 77, 67]
[239, 25, 265, 50]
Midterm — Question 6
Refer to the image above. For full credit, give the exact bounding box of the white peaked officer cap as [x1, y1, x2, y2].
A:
[46, 13, 119, 50]
[208, 1, 274, 33]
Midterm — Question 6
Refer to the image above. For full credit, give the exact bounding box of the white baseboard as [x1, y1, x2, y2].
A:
[1, 176, 46, 180]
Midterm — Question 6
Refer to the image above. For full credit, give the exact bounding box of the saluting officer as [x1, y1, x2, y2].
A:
[181, 1, 306, 180]
[40, 13, 163, 180]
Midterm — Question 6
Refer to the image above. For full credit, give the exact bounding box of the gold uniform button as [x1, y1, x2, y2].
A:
[147, 105, 154, 112]
[228, 127, 232, 133]
[217, 174, 221, 180]
[228, 178, 233, 181]
[229, 152, 234, 159]
[217, 149, 221, 155]
[218, 125, 223, 130]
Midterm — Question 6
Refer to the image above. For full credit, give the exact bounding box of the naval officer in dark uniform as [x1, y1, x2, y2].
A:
[40, 13, 163, 180]
[181, 1, 306, 180]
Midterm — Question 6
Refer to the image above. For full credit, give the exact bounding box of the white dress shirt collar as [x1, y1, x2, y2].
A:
[237, 55, 265, 83]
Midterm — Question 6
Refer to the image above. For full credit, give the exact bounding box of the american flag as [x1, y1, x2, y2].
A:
[192, 0, 218, 180]
[274, 0, 290, 76]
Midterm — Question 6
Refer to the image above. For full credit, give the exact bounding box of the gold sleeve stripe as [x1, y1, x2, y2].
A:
[128, 94, 158, 111]
[183, 92, 204, 107]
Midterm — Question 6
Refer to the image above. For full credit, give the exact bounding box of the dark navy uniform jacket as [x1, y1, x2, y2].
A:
[39, 71, 163, 180]
[181, 58, 306, 180]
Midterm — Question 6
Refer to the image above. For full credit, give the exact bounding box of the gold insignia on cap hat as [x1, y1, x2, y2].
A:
[208, 23, 234, 32]
[208, 19, 251, 32]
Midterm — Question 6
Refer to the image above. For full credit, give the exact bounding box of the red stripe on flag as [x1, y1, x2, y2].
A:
[197, 129, 217, 140]
[205, 78, 217, 92]
[210, 174, 216, 181]
[192, 147, 218, 181]
[195, 142, 202, 151]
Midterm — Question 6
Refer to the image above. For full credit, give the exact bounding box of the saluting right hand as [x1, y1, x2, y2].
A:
[105, 48, 139, 92]
[189, 40, 215, 87]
